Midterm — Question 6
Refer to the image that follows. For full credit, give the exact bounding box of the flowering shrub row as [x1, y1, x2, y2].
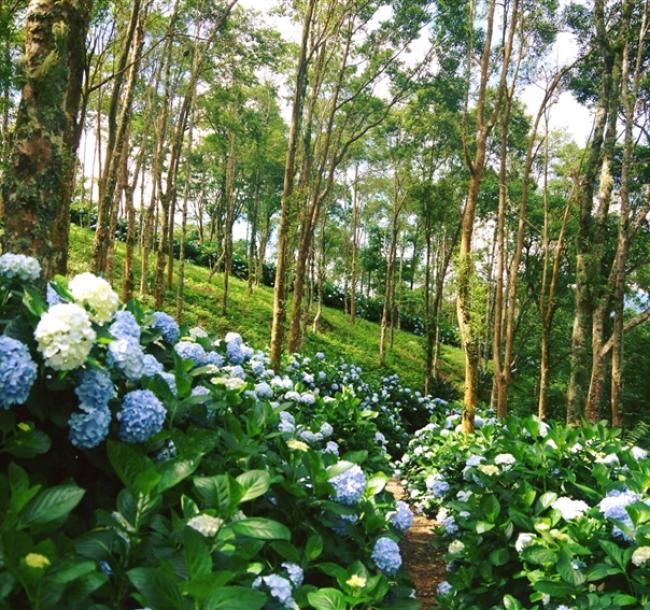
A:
[398, 406, 650, 609]
[0, 253, 419, 610]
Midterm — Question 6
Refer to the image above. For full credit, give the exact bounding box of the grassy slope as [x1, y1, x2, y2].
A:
[69, 225, 464, 391]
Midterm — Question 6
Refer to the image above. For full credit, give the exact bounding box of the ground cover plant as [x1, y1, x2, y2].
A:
[399, 407, 650, 610]
[0, 254, 422, 610]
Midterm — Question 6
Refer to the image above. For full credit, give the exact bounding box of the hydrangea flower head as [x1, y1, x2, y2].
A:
[142, 354, 164, 377]
[109, 310, 141, 342]
[152, 311, 180, 344]
[552, 497, 590, 521]
[515, 532, 536, 553]
[632, 546, 650, 567]
[324, 441, 339, 456]
[371, 537, 402, 575]
[187, 514, 223, 537]
[68, 272, 119, 324]
[255, 382, 273, 399]
[388, 500, 413, 533]
[278, 411, 296, 433]
[437, 581, 452, 596]
[598, 489, 639, 540]
[108, 338, 145, 381]
[117, 390, 166, 443]
[253, 574, 296, 609]
[425, 473, 450, 498]
[35, 303, 96, 370]
[75, 368, 115, 411]
[0, 253, 41, 282]
[282, 562, 304, 587]
[0, 336, 37, 409]
[69, 406, 111, 449]
[329, 464, 366, 505]
[175, 341, 207, 366]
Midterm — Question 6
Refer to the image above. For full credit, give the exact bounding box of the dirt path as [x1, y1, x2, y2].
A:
[387, 480, 446, 609]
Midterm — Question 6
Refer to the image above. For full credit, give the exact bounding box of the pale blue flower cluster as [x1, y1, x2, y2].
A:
[279, 411, 296, 433]
[142, 354, 164, 377]
[109, 310, 141, 341]
[75, 368, 116, 410]
[388, 501, 414, 533]
[371, 537, 402, 575]
[0, 336, 37, 409]
[324, 441, 339, 456]
[225, 332, 252, 364]
[205, 351, 224, 367]
[598, 489, 639, 540]
[46, 283, 65, 306]
[282, 562, 304, 587]
[329, 464, 366, 505]
[252, 574, 296, 608]
[0, 253, 41, 282]
[426, 473, 450, 498]
[108, 338, 145, 380]
[332, 512, 358, 536]
[320, 422, 333, 437]
[175, 340, 207, 364]
[437, 581, 452, 596]
[255, 382, 273, 398]
[152, 311, 180, 344]
[69, 406, 111, 449]
[117, 390, 166, 443]
[160, 371, 177, 397]
[191, 385, 210, 397]
[436, 507, 459, 536]
[299, 429, 323, 443]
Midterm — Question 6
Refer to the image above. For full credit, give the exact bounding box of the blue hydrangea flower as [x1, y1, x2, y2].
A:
[152, 311, 180, 344]
[299, 430, 323, 443]
[109, 310, 141, 341]
[324, 441, 339, 456]
[108, 338, 145, 381]
[69, 406, 111, 449]
[191, 385, 210, 397]
[251, 360, 265, 376]
[282, 562, 304, 587]
[598, 489, 639, 540]
[226, 341, 244, 364]
[332, 512, 358, 536]
[315, 352, 325, 360]
[75, 368, 116, 411]
[205, 351, 224, 367]
[229, 365, 245, 379]
[0, 336, 37, 409]
[46, 282, 65, 306]
[252, 574, 296, 608]
[388, 501, 414, 533]
[426, 473, 450, 498]
[329, 464, 366, 505]
[117, 390, 166, 443]
[175, 341, 207, 366]
[320, 422, 333, 437]
[278, 411, 296, 433]
[371, 537, 402, 575]
[0, 253, 41, 282]
[437, 581, 452, 596]
[160, 372, 177, 397]
[299, 392, 315, 405]
[255, 382, 273, 398]
[142, 354, 164, 377]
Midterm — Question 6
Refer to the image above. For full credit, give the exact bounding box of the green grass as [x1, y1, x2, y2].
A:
[69, 225, 465, 391]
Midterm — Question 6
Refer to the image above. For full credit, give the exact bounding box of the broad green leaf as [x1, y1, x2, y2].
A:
[127, 567, 186, 610]
[503, 595, 523, 610]
[306, 533, 324, 561]
[205, 586, 266, 610]
[157, 457, 201, 493]
[107, 441, 160, 495]
[231, 518, 291, 540]
[236, 470, 270, 503]
[307, 588, 347, 610]
[19, 484, 85, 527]
[480, 495, 500, 523]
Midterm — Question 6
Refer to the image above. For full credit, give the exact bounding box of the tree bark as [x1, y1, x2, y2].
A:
[1, 0, 91, 279]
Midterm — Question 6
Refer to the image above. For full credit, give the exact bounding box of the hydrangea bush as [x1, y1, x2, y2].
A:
[399, 407, 650, 609]
[0, 255, 418, 609]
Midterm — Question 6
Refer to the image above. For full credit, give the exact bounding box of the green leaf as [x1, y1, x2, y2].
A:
[236, 470, 270, 503]
[306, 533, 324, 561]
[19, 484, 85, 527]
[538, 492, 558, 510]
[193, 474, 242, 514]
[521, 546, 557, 566]
[558, 549, 586, 586]
[503, 595, 523, 610]
[107, 441, 160, 495]
[5, 426, 51, 458]
[366, 474, 388, 496]
[489, 548, 509, 566]
[127, 567, 186, 610]
[612, 594, 639, 606]
[48, 560, 96, 584]
[534, 580, 574, 596]
[183, 529, 212, 579]
[231, 518, 291, 540]
[480, 495, 500, 523]
[475, 521, 495, 534]
[341, 450, 367, 465]
[157, 457, 201, 493]
[307, 588, 348, 610]
[205, 586, 266, 610]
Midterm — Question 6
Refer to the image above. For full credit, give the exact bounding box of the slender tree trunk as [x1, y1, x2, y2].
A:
[222, 131, 237, 314]
[350, 164, 360, 323]
[270, 0, 317, 370]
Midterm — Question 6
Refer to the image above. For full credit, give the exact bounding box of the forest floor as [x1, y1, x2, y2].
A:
[387, 480, 446, 609]
[68, 226, 466, 391]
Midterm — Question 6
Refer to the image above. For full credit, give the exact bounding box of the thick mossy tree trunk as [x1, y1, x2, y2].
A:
[1, 0, 90, 278]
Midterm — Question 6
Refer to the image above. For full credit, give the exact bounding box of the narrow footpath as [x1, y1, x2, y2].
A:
[387, 480, 446, 609]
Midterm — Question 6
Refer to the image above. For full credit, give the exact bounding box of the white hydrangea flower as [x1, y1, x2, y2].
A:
[448, 540, 465, 554]
[68, 272, 119, 324]
[631, 546, 650, 567]
[630, 446, 647, 461]
[477, 464, 499, 476]
[495, 453, 516, 469]
[515, 532, 536, 553]
[189, 326, 209, 339]
[187, 514, 223, 537]
[34, 303, 96, 370]
[551, 496, 589, 521]
[0, 253, 41, 281]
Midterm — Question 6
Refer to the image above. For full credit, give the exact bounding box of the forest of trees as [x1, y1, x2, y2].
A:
[0, 0, 649, 433]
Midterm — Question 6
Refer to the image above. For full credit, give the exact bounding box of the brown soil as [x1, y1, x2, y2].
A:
[387, 480, 447, 609]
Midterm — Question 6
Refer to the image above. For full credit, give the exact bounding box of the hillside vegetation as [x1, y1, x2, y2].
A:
[69, 226, 464, 392]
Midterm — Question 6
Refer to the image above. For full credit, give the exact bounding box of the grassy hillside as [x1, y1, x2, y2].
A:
[69, 226, 464, 391]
